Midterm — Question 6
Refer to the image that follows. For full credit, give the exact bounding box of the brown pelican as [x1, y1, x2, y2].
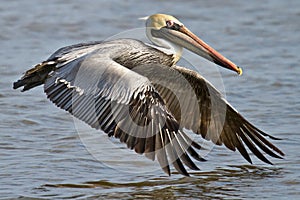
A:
[13, 14, 284, 176]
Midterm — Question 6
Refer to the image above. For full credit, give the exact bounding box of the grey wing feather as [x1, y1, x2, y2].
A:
[132, 64, 284, 164]
[43, 50, 203, 176]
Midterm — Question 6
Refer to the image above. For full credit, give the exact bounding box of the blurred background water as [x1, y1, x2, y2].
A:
[1, 0, 300, 199]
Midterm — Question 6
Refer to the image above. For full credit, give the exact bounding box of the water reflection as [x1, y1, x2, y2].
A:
[43, 165, 283, 199]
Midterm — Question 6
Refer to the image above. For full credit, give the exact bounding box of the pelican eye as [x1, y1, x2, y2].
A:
[165, 20, 181, 30]
[166, 20, 174, 28]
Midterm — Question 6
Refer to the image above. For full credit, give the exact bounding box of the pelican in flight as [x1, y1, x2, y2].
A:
[13, 14, 284, 176]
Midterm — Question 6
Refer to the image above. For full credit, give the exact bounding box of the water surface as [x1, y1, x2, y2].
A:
[1, 0, 300, 199]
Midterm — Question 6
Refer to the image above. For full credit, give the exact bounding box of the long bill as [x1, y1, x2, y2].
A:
[153, 26, 243, 75]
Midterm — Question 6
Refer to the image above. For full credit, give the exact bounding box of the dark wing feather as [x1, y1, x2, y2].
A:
[43, 51, 204, 176]
[132, 64, 284, 164]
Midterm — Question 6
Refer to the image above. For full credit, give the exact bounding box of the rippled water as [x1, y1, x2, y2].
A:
[1, 0, 300, 199]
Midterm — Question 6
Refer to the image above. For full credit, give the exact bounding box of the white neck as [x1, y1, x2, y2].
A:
[146, 28, 183, 64]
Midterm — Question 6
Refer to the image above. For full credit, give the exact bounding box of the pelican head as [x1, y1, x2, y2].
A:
[144, 14, 242, 75]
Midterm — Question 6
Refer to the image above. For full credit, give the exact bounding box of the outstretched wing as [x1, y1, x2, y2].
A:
[132, 64, 284, 164]
[43, 50, 205, 176]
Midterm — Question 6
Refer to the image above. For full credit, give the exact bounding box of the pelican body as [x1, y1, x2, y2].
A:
[13, 14, 284, 176]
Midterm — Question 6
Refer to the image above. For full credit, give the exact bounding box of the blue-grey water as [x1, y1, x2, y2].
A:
[1, 0, 300, 199]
